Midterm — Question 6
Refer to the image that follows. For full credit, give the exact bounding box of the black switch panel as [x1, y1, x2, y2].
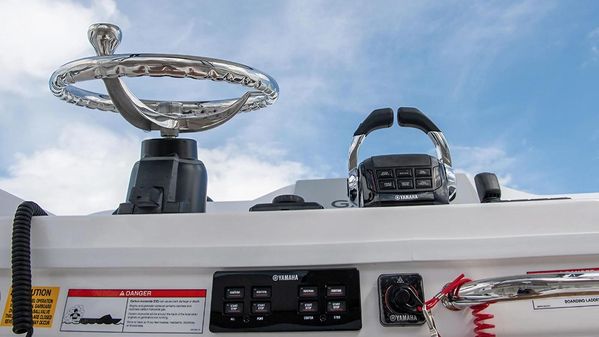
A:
[210, 268, 361, 332]
[378, 273, 425, 326]
[357, 154, 450, 207]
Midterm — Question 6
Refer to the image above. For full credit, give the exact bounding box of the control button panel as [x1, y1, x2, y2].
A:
[378, 273, 425, 326]
[374, 166, 435, 193]
[210, 268, 361, 332]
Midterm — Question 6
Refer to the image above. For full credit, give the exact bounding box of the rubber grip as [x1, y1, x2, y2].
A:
[353, 108, 394, 136]
[397, 107, 440, 133]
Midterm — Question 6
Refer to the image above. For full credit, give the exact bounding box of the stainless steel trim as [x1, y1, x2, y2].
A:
[428, 131, 456, 200]
[427, 131, 452, 167]
[348, 134, 366, 172]
[443, 272, 599, 310]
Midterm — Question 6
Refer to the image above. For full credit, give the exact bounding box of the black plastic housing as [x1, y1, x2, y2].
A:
[474, 172, 501, 203]
[249, 195, 324, 212]
[378, 274, 425, 326]
[115, 138, 207, 214]
[353, 108, 394, 136]
[210, 269, 361, 332]
[397, 107, 440, 133]
[356, 154, 450, 207]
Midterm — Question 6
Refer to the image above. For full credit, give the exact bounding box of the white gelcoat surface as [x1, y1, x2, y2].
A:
[1, 176, 598, 336]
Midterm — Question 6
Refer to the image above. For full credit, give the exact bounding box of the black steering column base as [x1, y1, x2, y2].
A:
[115, 138, 208, 215]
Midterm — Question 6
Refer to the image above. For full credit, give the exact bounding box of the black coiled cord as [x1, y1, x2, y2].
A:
[11, 201, 47, 337]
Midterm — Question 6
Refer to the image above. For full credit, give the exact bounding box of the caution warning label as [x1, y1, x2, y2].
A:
[1, 286, 60, 328]
[60, 289, 207, 334]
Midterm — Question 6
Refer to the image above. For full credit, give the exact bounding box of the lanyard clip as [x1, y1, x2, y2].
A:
[422, 304, 441, 337]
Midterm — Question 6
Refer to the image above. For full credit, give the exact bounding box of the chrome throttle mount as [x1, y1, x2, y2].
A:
[348, 107, 456, 207]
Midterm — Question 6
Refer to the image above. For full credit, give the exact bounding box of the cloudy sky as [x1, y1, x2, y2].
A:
[1, 0, 598, 214]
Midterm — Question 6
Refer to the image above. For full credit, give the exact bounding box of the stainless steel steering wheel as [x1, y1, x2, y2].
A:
[49, 23, 279, 136]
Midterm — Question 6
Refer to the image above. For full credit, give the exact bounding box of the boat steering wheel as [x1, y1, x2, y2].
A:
[49, 23, 279, 136]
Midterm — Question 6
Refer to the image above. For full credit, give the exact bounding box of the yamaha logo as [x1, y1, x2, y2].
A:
[395, 194, 418, 201]
[389, 313, 418, 322]
[272, 274, 299, 282]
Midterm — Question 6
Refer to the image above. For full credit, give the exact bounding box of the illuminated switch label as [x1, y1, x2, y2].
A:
[299, 287, 318, 298]
[252, 287, 271, 299]
[327, 301, 346, 313]
[326, 286, 346, 297]
[225, 288, 244, 299]
[299, 302, 318, 313]
[224, 303, 243, 314]
[251, 302, 271, 314]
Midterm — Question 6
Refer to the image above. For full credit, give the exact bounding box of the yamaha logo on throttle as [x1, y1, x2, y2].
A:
[394, 194, 419, 201]
[272, 274, 299, 282]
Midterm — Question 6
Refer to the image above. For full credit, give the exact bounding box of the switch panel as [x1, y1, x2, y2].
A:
[210, 268, 361, 332]
[378, 273, 425, 326]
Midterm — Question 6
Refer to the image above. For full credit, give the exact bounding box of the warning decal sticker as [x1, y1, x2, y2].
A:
[60, 289, 207, 334]
[1, 286, 60, 328]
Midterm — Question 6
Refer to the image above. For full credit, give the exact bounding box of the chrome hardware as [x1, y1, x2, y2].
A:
[443, 272, 599, 310]
[50, 23, 279, 136]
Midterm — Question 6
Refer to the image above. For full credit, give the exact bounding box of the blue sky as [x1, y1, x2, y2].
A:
[1, 0, 598, 214]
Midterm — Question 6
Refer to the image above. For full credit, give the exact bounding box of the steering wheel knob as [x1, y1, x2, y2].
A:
[50, 23, 279, 136]
[88, 23, 121, 56]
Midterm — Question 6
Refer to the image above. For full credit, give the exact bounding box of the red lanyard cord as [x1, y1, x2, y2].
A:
[419, 274, 496, 337]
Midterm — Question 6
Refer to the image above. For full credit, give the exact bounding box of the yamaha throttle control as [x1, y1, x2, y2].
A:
[347, 107, 456, 207]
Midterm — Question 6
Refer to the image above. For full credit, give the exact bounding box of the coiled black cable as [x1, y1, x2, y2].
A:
[11, 201, 47, 337]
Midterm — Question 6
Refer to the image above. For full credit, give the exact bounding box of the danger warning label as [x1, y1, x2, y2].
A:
[1, 286, 60, 328]
[60, 289, 206, 334]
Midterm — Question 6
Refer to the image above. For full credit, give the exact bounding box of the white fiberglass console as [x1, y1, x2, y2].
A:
[1, 176, 599, 337]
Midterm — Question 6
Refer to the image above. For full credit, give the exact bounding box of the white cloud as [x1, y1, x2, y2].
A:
[437, 0, 555, 98]
[452, 145, 516, 186]
[0, 124, 313, 215]
[200, 144, 312, 201]
[0, 124, 138, 215]
[0, 0, 126, 94]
